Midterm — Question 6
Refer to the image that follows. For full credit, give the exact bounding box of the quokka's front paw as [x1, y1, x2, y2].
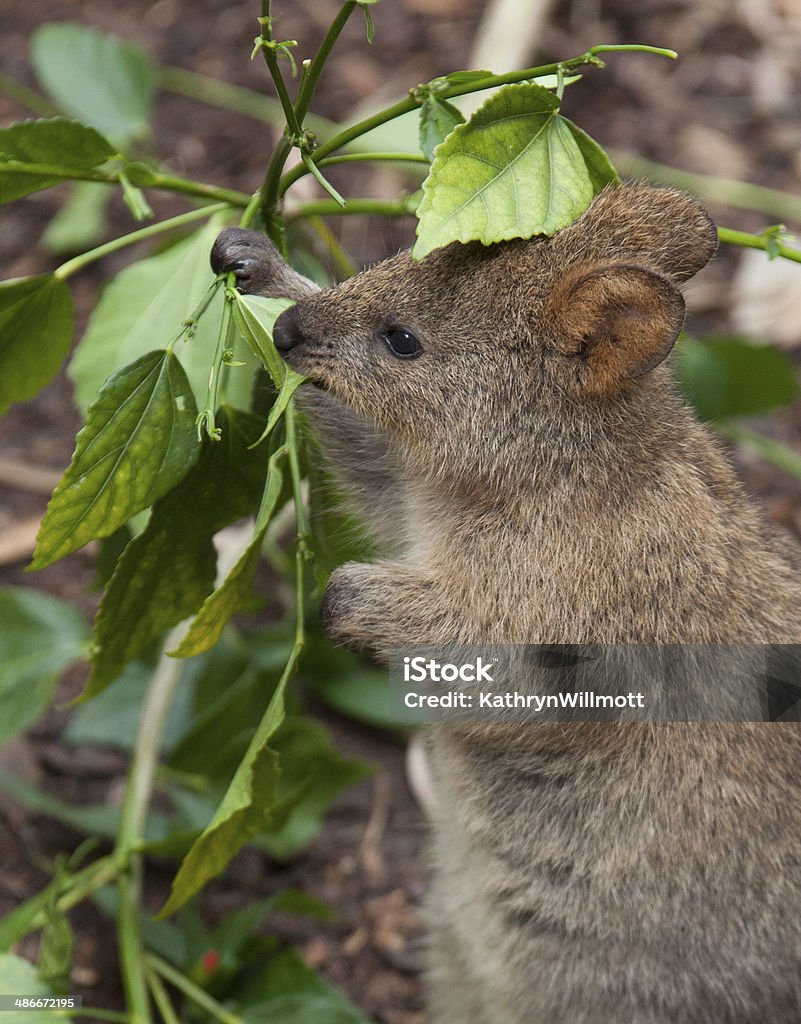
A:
[209, 227, 278, 294]
[320, 562, 385, 656]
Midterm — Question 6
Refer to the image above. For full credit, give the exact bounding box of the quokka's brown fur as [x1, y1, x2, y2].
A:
[212, 182, 801, 1023]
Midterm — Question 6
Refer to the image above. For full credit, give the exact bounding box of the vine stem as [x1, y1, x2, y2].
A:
[0, 160, 250, 208]
[279, 50, 605, 183]
[145, 966, 182, 1024]
[257, 0, 362, 232]
[280, 151, 428, 193]
[0, 855, 118, 947]
[115, 626, 188, 1024]
[718, 226, 801, 265]
[55, 1009, 130, 1023]
[273, 43, 678, 201]
[54, 203, 232, 280]
[256, 0, 299, 247]
[294, 1, 357, 122]
[145, 954, 243, 1024]
[287, 194, 419, 220]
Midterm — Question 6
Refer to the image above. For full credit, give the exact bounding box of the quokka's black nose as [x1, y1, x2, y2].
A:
[272, 306, 304, 354]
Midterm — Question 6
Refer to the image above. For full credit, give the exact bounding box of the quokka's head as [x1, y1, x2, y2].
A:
[272, 182, 718, 485]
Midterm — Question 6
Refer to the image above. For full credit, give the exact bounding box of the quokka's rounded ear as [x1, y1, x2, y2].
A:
[546, 263, 685, 394]
[551, 183, 719, 283]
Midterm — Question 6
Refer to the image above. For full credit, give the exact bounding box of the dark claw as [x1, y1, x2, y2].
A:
[210, 228, 275, 291]
[209, 227, 318, 301]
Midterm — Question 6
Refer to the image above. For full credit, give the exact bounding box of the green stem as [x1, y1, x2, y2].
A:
[0, 72, 58, 116]
[301, 152, 346, 205]
[145, 966, 182, 1024]
[287, 195, 419, 219]
[286, 403, 310, 551]
[257, 0, 362, 229]
[145, 954, 243, 1024]
[588, 43, 677, 58]
[296, 94, 416, 166]
[718, 226, 801, 265]
[0, 855, 117, 949]
[282, 43, 676, 193]
[612, 152, 801, 223]
[148, 172, 250, 208]
[169, 279, 224, 348]
[115, 628, 187, 1024]
[55, 1009, 130, 1023]
[294, 1, 358, 122]
[304, 54, 592, 167]
[197, 295, 236, 440]
[0, 160, 250, 208]
[115, 873, 151, 1024]
[257, 7, 302, 137]
[306, 215, 358, 277]
[54, 203, 231, 280]
[280, 151, 428, 195]
[158, 65, 391, 155]
[256, 0, 300, 243]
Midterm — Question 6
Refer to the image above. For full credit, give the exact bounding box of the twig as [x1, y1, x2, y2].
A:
[360, 774, 392, 881]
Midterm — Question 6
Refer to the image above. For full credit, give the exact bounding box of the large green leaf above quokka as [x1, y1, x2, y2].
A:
[414, 83, 619, 259]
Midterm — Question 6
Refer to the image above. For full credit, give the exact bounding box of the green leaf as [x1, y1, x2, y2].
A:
[676, 336, 799, 421]
[206, 892, 334, 967]
[304, 638, 415, 730]
[168, 665, 275, 782]
[443, 70, 492, 85]
[0, 275, 73, 416]
[414, 83, 609, 259]
[123, 161, 159, 187]
[84, 407, 268, 697]
[42, 182, 110, 254]
[0, 954, 61, 1024]
[32, 350, 200, 569]
[562, 118, 620, 191]
[65, 659, 194, 752]
[0, 589, 88, 744]
[172, 445, 289, 658]
[37, 899, 73, 993]
[31, 23, 156, 143]
[231, 293, 296, 386]
[119, 171, 153, 221]
[0, 770, 172, 843]
[170, 537, 264, 660]
[419, 95, 464, 161]
[159, 669, 291, 917]
[0, 870, 76, 954]
[91, 886, 190, 968]
[307, 461, 374, 578]
[253, 370, 305, 447]
[68, 220, 254, 415]
[256, 717, 371, 859]
[0, 117, 115, 203]
[229, 949, 373, 1024]
[0, 118, 114, 167]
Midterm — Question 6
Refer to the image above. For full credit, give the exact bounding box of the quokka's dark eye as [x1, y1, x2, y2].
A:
[383, 327, 423, 359]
